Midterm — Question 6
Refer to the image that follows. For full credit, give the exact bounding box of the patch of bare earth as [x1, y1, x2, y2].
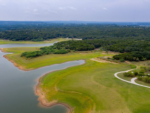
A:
[0, 48, 4, 52]
[125, 61, 132, 64]
[102, 51, 118, 55]
[91, 58, 118, 64]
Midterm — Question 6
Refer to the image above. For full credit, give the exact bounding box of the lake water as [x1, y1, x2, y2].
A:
[0, 43, 54, 48]
[0, 43, 85, 113]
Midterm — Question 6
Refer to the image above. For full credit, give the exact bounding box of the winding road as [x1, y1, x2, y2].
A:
[114, 70, 150, 89]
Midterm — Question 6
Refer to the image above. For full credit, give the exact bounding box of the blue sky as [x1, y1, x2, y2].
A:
[0, 0, 149, 22]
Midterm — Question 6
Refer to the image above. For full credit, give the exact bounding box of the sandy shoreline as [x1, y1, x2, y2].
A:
[34, 61, 85, 113]
[0, 48, 30, 71]
[3, 55, 31, 71]
[0, 48, 4, 52]
[35, 76, 72, 113]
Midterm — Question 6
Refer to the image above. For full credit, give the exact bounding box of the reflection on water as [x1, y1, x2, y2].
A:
[0, 43, 84, 113]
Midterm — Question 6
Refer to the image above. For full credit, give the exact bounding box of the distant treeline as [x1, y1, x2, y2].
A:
[21, 39, 150, 61]
[1, 22, 150, 41]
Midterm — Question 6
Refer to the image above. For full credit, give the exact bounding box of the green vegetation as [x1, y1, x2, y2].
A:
[20, 40, 99, 58]
[40, 59, 150, 113]
[113, 51, 150, 61]
[19, 37, 150, 61]
[3, 47, 150, 113]
[2, 22, 150, 113]
[21, 46, 70, 58]
[1, 22, 150, 41]
[123, 65, 150, 84]
[3, 47, 112, 70]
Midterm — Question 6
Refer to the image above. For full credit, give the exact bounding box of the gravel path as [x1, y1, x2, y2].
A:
[114, 70, 150, 89]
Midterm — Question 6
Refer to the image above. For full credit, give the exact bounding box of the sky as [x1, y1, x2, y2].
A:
[0, 0, 150, 22]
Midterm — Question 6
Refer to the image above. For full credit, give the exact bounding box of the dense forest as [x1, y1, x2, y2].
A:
[21, 39, 150, 61]
[1, 21, 150, 61]
[1, 22, 150, 41]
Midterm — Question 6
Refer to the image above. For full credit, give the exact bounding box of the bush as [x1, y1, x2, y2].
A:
[138, 73, 145, 76]
[139, 69, 145, 74]
[147, 66, 150, 71]
[107, 57, 110, 59]
[120, 58, 125, 62]
[140, 66, 147, 71]
[123, 71, 135, 77]
[138, 76, 142, 81]
[142, 76, 149, 83]
[53, 49, 69, 54]
[130, 65, 136, 69]
[123, 72, 128, 77]
[133, 70, 138, 76]
[138, 75, 150, 83]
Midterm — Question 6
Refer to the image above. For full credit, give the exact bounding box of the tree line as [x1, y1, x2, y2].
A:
[1, 22, 150, 41]
[21, 40, 98, 58]
[21, 39, 150, 60]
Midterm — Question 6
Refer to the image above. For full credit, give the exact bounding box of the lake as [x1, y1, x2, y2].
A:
[0, 43, 84, 113]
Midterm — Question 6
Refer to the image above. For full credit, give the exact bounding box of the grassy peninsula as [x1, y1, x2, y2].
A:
[2, 47, 113, 70]
[2, 46, 150, 113]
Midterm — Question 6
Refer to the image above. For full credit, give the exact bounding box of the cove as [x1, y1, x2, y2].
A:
[0, 43, 85, 113]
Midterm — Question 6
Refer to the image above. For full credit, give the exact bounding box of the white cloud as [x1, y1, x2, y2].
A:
[59, 7, 66, 10]
[102, 7, 107, 10]
[68, 6, 76, 10]
[59, 6, 76, 10]
[33, 9, 38, 12]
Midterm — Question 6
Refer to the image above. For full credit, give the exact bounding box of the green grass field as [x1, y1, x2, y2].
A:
[2, 47, 150, 113]
[41, 59, 150, 113]
[0, 38, 70, 44]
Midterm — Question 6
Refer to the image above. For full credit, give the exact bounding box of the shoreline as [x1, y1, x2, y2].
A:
[3, 55, 31, 71]
[35, 76, 72, 113]
[0, 48, 4, 52]
[0, 48, 30, 71]
[34, 61, 86, 113]
[1, 48, 85, 112]
[1, 48, 85, 72]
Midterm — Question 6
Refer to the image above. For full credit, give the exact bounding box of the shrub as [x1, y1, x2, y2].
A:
[133, 70, 138, 76]
[107, 57, 110, 59]
[142, 76, 149, 83]
[140, 66, 147, 71]
[138, 76, 142, 81]
[138, 73, 145, 76]
[120, 58, 125, 62]
[147, 66, 150, 71]
[130, 65, 136, 69]
[139, 69, 145, 74]
[53, 49, 69, 54]
[123, 72, 128, 77]
[123, 71, 135, 77]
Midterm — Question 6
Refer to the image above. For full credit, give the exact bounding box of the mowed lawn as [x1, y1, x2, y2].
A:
[41, 60, 150, 113]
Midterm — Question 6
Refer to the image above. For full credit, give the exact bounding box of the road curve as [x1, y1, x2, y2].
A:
[114, 70, 150, 89]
